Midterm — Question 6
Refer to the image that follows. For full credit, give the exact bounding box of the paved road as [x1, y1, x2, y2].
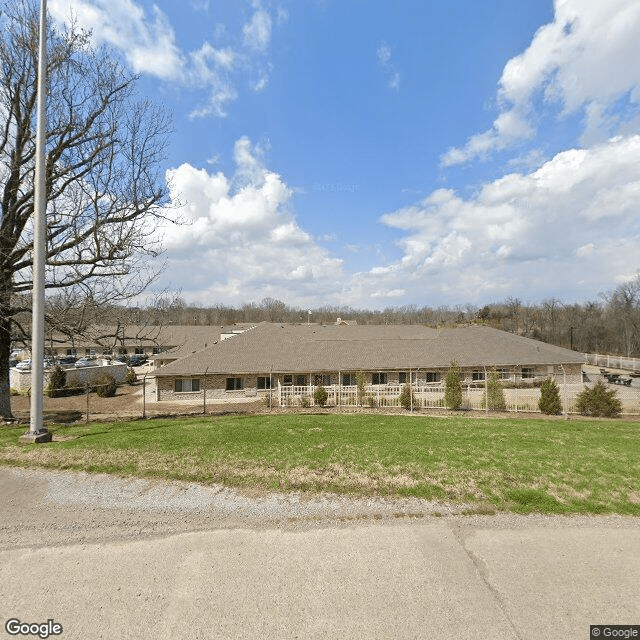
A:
[1, 468, 638, 639]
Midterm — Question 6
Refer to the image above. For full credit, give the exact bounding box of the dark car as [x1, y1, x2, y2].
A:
[128, 354, 148, 366]
[57, 356, 77, 365]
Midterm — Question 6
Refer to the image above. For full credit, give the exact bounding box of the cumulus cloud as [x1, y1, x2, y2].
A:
[49, 0, 281, 119]
[442, 0, 640, 165]
[154, 138, 344, 305]
[360, 135, 640, 303]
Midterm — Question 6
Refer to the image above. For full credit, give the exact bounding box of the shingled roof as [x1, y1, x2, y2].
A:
[154, 322, 584, 376]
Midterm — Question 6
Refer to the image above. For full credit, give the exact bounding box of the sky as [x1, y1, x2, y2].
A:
[48, 0, 640, 310]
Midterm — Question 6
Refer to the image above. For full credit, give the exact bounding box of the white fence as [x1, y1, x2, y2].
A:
[584, 353, 640, 372]
[278, 380, 640, 415]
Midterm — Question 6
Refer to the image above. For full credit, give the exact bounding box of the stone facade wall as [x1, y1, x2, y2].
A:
[10, 362, 128, 391]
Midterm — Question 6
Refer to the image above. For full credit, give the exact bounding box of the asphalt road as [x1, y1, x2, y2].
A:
[1, 467, 638, 639]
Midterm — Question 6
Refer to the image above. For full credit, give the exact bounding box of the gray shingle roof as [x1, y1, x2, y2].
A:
[155, 322, 584, 376]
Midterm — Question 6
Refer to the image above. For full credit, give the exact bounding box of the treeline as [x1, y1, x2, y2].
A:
[35, 277, 640, 358]
[125, 277, 640, 357]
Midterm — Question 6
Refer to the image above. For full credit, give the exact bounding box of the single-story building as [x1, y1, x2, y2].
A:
[153, 322, 585, 406]
[26, 324, 255, 360]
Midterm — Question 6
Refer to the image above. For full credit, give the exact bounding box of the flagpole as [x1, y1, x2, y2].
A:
[23, 0, 51, 442]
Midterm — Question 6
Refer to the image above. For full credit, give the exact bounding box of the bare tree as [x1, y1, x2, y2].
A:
[0, 2, 171, 418]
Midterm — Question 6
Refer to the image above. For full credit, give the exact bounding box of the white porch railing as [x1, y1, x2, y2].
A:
[276, 381, 640, 414]
[584, 353, 640, 372]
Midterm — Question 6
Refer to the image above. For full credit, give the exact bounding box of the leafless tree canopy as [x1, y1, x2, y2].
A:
[0, 1, 171, 417]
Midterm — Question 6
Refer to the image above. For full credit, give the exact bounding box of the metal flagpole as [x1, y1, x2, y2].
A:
[23, 0, 51, 442]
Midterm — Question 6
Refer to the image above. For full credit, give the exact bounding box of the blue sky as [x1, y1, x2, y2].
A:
[49, 0, 640, 309]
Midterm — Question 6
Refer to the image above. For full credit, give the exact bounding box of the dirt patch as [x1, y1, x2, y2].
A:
[8, 382, 267, 424]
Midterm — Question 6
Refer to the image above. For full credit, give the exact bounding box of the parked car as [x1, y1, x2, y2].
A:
[14, 358, 54, 371]
[57, 356, 77, 365]
[128, 354, 148, 366]
[75, 357, 97, 368]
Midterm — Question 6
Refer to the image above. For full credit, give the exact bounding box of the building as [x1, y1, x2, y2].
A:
[33, 324, 255, 360]
[153, 322, 584, 406]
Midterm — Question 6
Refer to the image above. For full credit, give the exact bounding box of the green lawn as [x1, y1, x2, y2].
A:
[1, 414, 639, 515]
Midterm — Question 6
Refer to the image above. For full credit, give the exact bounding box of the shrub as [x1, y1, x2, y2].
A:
[444, 361, 463, 410]
[355, 370, 366, 406]
[313, 384, 328, 407]
[575, 381, 622, 417]
[399, 383, 415, 410]
[125, 367, 137, 385]
[483, 371, 506, 411]
[366, 395, 376, 407]
[95, 374, 117, 398]
[10, 387, 19, 396]
[300, 395, 311, 408]
[539, 378, 563, 415]
[45, 365, 67, 398]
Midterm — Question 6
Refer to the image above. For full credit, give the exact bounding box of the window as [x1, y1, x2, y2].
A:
[426, 372, 440, 383]
[294, 375, 307, 386]
[226, 377, 243, 391]
[257, 376, 273, 390]
[399, 372, 417, 384]
[314, 374, 331, 386]
[342, 373, 356, 386]
[175, 378, 200, 392]
[66, 348, 74, 356]
[372, 373, 387, 385]
[497, 368, 509, 380]
[472, 370, 485, 381]
[283, 375, 293, 386]
[522, 367, 535, 379]
[135, 347, 145, 355]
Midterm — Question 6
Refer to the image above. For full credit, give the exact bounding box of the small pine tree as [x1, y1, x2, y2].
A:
[399, 383, 415, 410]
[538, 378, 563, 415]
[45, 365, 67, 398]
[575, 381, 622, 417]
[313, 384, 328, 407]
[444, 360, 463, 410]
[125, 367, 137, 385]
[95, 374, 117, 398]
[355, 370, 366, 406]
[483, 371, 506, 411]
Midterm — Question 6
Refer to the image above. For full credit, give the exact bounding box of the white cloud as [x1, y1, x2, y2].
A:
[49, 0, 184, 79]
[243, 6, 272, 53]
[377, 42, 400, 91]
[442, 0, 640, 165]
[360, 135, 640, 303]
[50, 0, 280, 119]
[155, 138, 344, 305]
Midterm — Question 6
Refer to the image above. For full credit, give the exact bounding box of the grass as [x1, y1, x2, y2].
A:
[1, 413, 639, 515]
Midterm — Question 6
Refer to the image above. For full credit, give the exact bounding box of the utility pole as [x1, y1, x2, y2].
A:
[22, 0, 51, 443]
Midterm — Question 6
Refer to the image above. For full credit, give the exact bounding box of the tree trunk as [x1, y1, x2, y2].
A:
[0, 292, 14, 419]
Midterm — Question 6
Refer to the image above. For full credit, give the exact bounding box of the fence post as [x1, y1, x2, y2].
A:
[85, 382, 89, 423]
